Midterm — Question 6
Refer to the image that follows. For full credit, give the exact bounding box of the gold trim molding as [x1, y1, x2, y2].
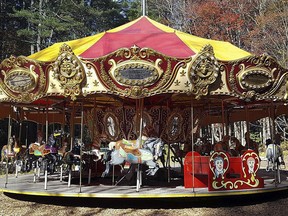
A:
[188, 45, 220, 99]
[52, 44, 86, 100]
[0, 55, 46, 102]
[108, 58, 163, 87]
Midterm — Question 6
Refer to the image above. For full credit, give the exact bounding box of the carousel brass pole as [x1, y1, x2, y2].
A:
[166, 101, 171, 183]
[68, 102, 75, 187]
[209, 103, 214, 146]
[70, 102, 75, 151]
[18, 107, 22, 145]
[62, 106, 65, 133]
[5, 109, 12, 188]
[45, 99, 49, 144]
[16, 107, 22, 178]
[136, 98, 144, 192]
[79, 102, 84, 193]
[270, 102, 278, 185]
[191, 97, 195, 193]
[122, 105, 127, 139]
[60, 104, 66, 183]
[270, 102, 276, 142]
[245, 104, 250, 149]
[93, 98, 96, 141]
[90, 97, 96, 184]
[44, 99, 49, 190]
[221, 100, 225, 138]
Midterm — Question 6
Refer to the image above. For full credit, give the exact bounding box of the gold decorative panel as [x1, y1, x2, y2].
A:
[52, 44, 86, 100]
[0, 56, 46, 102]
[188, 45, 220, 99]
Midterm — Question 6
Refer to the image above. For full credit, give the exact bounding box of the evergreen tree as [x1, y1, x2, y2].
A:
[0, 0, 30, 59]
[3, 0, 129, 57]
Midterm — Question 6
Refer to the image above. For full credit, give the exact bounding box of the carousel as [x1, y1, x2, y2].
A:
[0, 15, 288, 203]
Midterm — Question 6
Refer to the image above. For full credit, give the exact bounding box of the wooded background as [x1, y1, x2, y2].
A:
[0, 0, 287, 68]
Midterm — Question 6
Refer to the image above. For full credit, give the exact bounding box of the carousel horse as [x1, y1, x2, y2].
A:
[60, 136, 105, 175]
[101, 136, 164, 178]
[265, 139, 284, 171]
[212, 135, 229, 153]
[193, 137, 211, 155]
[170, 142, 186, 167]
[62, 139, 82, 170]
[230, 136, 246, 156]
[25, 131, 64, 173]
[1, 136, 26, 172]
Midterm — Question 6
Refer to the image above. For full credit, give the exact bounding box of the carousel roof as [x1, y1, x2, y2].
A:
[28, 16, 250, 61]
[0, 16, 288, 122]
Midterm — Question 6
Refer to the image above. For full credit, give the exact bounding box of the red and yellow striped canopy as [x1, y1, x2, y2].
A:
[29, 16, 250, 62]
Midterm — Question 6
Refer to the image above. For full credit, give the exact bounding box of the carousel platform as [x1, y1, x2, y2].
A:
[1, 165, 288, 208]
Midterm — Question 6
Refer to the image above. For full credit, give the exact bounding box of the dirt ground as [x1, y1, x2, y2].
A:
[1, 156, 288, 216]
[1, 190, 288, 216]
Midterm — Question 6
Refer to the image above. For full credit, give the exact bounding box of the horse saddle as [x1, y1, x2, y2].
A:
[13, 147, 20, 153]
[119, 140, 141, 156]
[6, 151, 15, 157]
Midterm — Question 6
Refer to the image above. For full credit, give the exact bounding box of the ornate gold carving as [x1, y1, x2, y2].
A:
[50, 83, 56, 89]
[109, 58, 163, 87]
[0, 55, 46, 102]
[166, 112, 183, 141]
[227, 54, 288, 101]
[188, 45, 220, 99]
[3, 65, 38, 93]
[103, 112, 120, 140]
[87, 71, 92, 77]
[237, 64, 274, 91]
[97, 45, 175, 99]
[174, 80, 180, 86]
[93, 80, 99, 87]
[52, 44, 86, 100]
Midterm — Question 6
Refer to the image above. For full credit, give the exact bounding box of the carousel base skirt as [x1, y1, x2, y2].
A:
[1, 169, 288, 208]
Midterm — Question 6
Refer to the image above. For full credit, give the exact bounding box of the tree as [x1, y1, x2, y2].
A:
[3, 0, 129, 57]
[0, 0, 31, 59]
[247, 0, 288, 68]
[152, 0, 191, 31]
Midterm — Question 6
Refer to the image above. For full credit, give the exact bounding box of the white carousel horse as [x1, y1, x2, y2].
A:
[101, 137, 164, 177]
[265, 143, 284, 171]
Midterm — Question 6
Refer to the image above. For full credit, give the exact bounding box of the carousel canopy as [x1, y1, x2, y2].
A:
[28, 16, 250, 61]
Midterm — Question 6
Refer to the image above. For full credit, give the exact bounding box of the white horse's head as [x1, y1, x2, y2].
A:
[108, 141, 116, 150]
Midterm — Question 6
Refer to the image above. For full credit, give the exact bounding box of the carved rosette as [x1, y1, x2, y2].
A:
[0, 55, 46, 102]
[188, 45, 220, 99]
[52, 44, 86, 100]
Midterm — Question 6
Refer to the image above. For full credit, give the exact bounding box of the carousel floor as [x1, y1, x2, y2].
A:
[1, 168, 288, 201]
